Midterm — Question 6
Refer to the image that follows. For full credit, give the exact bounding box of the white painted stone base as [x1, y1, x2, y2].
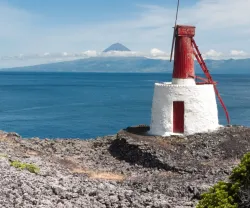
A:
[172, 78, 196, 85]
[149, 82, 220, 136]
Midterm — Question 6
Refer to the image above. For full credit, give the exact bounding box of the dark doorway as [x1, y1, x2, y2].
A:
[173, 101, 184, 133]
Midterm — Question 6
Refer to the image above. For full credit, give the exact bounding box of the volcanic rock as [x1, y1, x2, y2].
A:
[0, 125, 250, 207]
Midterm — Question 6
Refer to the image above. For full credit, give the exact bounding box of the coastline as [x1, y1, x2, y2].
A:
[0, 125, 250, 208]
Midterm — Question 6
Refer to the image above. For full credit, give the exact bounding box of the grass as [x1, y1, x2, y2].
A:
[10, 160, 40, 174]
[0, 153, 8, 158]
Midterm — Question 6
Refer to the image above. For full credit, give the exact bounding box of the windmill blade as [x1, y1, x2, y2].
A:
[170, 0, 180, 62]
[170, 28, 176, 62]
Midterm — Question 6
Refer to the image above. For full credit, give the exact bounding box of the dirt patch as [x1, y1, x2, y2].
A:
[71, 168, 125, 181]
[25, 150, 40, 156]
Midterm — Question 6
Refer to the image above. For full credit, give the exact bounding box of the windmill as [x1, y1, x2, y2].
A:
[149, 0, 230, 136]
[169, 0, 230, 124]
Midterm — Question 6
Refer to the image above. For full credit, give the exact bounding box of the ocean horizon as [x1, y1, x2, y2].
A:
[0, 72, 248, 139]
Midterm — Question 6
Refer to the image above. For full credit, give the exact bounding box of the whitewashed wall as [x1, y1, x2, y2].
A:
[149, 82, 219, 136]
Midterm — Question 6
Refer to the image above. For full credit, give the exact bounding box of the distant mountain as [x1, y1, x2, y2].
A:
[1, 57, 250, 73]
[198, 58, 250, 74]
[103, 43, 131, 52]
[0, 57, 168, 73]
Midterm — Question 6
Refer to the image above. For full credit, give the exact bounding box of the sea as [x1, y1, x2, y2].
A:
[0, 72, 249, 139]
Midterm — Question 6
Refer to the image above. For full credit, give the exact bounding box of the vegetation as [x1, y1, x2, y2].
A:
[197, 152, 250, 208]
[0, 153, 8, 158]
[10, 160, 40, 174]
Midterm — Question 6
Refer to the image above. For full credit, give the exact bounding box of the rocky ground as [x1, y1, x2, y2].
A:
[1, 125, 250, 208]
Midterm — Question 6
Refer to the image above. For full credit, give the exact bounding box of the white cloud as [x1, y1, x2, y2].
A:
[0, 0, 250, 67]
[100, 51, 144, 57]
[82, 50, 98, 57]
[150, 48, 166, 56]
[201, 49, 250, 60]
[203, 49, 223, 58]
[43, 52, 50, 57]
[228, 50, 250, 59]
[2, 47, 250, 69]
[194, 0, 250, 29]
[148, 48, 169, 60]
[230, 50, 247, 56]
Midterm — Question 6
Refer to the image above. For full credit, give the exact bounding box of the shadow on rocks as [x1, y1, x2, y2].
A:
[108, 126, 173, 171]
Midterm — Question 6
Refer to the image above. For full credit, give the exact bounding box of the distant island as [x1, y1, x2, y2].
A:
[1, 56, 250, 74]
[0, 43, 250, 73]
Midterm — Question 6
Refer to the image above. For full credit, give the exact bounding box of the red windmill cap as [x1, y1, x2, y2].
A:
[175, 25, 196, 37]
[172, 25, 196, 80]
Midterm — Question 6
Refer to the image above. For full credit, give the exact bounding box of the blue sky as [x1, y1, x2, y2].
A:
[5, 0, 196, 23]
[0, 0, 250, 67]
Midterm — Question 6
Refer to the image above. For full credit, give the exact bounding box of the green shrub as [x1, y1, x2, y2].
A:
[10, 160, 40, 174]
[197, 152, 250, 208]
[196, 181, 239, 208]
[230, 152, 250, 186]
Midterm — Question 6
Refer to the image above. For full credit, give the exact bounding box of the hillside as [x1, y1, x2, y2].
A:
[0, 57, 169, 73]
[1, 125, 250, 207]
[1, 57, 250, 73]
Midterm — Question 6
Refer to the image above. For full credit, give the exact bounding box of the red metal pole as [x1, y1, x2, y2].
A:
[191, 38, 230, 124]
